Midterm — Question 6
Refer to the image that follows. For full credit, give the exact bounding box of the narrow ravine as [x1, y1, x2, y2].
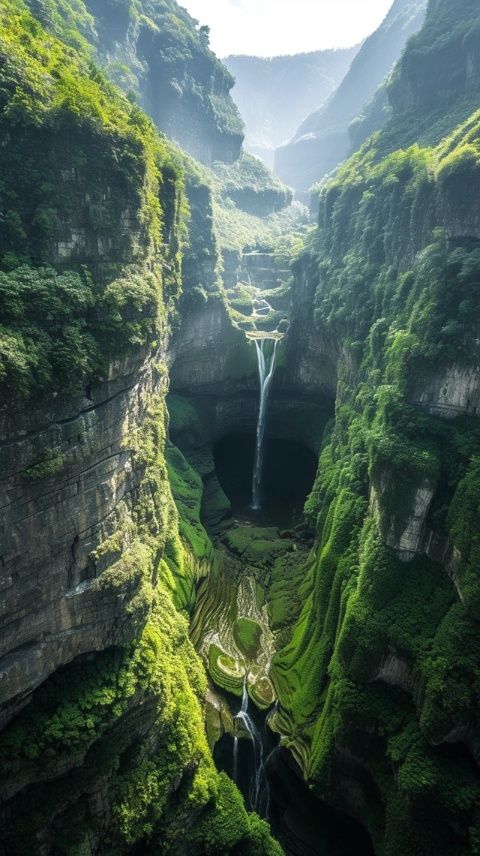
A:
[185, 254, 364, 854]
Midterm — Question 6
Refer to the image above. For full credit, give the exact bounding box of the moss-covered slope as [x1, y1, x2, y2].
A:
[272, 1, 480, 853]
[0, 4, 282, 853]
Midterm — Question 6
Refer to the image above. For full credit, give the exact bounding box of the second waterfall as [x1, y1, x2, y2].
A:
[251, 338, 278, 510]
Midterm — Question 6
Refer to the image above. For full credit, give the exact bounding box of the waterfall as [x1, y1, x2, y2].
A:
[234, 681, 270, 816]
[233, 736, 238, 783]
[251, 338, 278, 511]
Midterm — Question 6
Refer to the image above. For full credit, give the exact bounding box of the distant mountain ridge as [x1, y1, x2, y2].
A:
[275, 0, 428, 195]
[224, 46, 359, 168]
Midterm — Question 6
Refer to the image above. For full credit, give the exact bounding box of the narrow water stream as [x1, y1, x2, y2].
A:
[202, 330, 373, 854]
[252, 338, 278, 510]
[215, 433, 318, 528]
[214, 694, 374, 856]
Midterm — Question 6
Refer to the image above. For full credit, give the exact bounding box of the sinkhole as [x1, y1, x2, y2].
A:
[213, 432, 318, 527]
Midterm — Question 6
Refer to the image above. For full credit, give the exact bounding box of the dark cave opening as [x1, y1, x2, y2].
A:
[213, 432, 318, 528]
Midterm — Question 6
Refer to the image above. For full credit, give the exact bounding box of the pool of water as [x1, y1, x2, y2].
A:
[214, 433, 318, 529]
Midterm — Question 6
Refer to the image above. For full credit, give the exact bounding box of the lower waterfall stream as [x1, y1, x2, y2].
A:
[214, 694, 375, 856]
[234, 681, 270, 816]
[207, 429, 375, 855]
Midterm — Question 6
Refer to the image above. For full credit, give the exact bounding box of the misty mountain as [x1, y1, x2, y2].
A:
[224, 47, 358, 168]
[275, 0, 428, 195]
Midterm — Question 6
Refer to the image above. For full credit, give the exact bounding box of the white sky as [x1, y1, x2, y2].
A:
[180, 0, 394, 57]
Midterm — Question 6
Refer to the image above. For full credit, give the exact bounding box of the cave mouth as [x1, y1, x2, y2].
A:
[214, 432, 318, 528]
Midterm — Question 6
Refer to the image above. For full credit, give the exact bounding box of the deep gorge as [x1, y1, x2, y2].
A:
[1, 0, 480, 854]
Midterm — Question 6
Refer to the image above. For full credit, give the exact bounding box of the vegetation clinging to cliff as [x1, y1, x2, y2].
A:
[271, 2, 480, 852]
[0, 0, 186, 397]
[23, 0, 244, 164]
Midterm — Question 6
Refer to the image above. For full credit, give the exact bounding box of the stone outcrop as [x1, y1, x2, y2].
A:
[81, 0, 244, 165]
[409, 365, 480, 418]
[376, 649, 412, 692]
[372, 479, 436, 561]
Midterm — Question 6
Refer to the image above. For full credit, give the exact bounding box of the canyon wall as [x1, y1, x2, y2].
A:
[0, 4, 281, 853]
[271, 2, 480, 853]
[224, 46, 359, 168]
[25, 0, 245, 165]
[275, 0, 428, 196]
[2, 0, 480, 854]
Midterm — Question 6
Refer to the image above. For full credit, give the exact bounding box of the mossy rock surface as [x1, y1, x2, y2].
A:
[233, 617, 262, 660]
[202, 474, 232, 532]
[223, 526, 290, 568]
[249, 676, 276, 710]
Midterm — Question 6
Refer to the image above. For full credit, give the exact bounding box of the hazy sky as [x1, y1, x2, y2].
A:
[181, 0, 394, 57]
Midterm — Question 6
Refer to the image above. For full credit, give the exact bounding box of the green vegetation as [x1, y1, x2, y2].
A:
[233, 617, 262, 660]
[249, 676, 276, 710]
[267, 550, 313, 648]
[386, 0, 480, 150]
[165, 444, 213, 611]
[212, 152, 292, 217]
[6, 0, 480, 852]
[0, 0, 185, 397]
[24, 0, 244, 162]
[270, 2, 480, 852]
[224, 526, 291, 569]
[0, 6, 285, 853]
[275, 0, 427, 193]
[213, 197, 308, 254]
[207, 643, 245, 698]
[24, 450, 65, 479]
[0, 591, 280, 854]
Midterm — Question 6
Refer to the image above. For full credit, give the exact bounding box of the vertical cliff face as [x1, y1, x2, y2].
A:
[274, 0, 427, 196]
[271, 1, 480, 852]
[0, 5, 282, 853]
[389, 0, 480, 117]
[24, 0, 245, 165]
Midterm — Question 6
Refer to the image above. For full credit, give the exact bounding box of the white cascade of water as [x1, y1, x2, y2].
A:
[235, 681, 270, 816]
[251, 338, 278, 511]
[233, 736, 238, 783]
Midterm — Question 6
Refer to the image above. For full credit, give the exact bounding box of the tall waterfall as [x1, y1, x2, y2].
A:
[251, 338, 278, 510]
[234, 681, 270, 816]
